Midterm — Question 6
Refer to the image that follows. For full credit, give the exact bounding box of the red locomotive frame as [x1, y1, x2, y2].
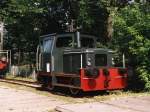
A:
[80, 68, 127, 91]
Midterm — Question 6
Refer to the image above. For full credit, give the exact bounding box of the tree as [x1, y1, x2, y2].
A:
[1, 0, 77, 64]
[1, 0, 44, 64]
[73, 0, 131, 42]
[1, 0, 147, 65]
[112, 2, 150, 90]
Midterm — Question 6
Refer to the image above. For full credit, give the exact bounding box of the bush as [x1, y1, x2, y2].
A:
[137, 66, 150, 91]
[112, 3, 150, 91]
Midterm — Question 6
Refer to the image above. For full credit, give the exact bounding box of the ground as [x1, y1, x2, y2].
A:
[0, 81, 150, 112]
[0, 85, 66, 112]
[56, 96, 150, 112]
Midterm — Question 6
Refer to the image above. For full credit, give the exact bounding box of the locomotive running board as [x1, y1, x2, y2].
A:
[53, 83, 81, 89]
[54, 73, 80, 78]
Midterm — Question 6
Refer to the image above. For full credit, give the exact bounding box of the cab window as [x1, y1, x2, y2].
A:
[43, 38, 53, 53]
[56, 36, 73, 48]
[95, 54, 107, 66]
[81, 37, 94, 48]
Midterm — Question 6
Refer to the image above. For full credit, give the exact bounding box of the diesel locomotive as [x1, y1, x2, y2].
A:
[36, 32, 127, 94]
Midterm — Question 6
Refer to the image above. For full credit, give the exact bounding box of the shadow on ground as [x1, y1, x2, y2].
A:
[36, 86, 125, 98]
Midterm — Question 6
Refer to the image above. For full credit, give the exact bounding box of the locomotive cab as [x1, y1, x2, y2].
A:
[37, 33, 96, 72]
[36, 32, 127, 94]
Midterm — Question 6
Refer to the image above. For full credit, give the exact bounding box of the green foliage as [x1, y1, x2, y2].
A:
[78, 0, 94, 28]
[1, 0, 45, 64]
[1, 0, 131, 51]
[113, 3, 150, 90]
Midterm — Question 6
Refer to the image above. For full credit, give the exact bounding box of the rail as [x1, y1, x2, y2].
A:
[0, 78, 40, 88]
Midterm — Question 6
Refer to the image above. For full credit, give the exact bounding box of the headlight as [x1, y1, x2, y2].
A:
[112, 58, 115, 65]
[87, 57, 92, 66]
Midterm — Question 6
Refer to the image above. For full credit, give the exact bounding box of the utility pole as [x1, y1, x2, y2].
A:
[0, 22, 4, 50]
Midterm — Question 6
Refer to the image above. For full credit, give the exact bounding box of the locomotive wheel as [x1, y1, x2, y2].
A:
[69, 88, 80, 95]
[47, 82, 54, 91]
[41, 84, 47, 90]
[69, 78, 80, 95]
[46, 77, 54, 91]
[41, 76, 54, 91]
[41, 83, 54, 91]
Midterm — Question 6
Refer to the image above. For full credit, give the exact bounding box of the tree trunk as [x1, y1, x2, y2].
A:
[0, 22, 4, 50]
[105, 14, 113, 41]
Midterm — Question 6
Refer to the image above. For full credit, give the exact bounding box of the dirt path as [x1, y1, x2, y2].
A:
[56, 96, 150, 112]
[0, 86, 66, 112]
[1, 83, 150, 112]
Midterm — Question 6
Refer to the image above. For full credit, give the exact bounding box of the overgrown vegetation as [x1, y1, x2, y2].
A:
[112, 3, 150, 90]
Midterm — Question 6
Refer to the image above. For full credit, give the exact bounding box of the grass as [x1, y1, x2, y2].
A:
[5, 74, 36, 82]
[48, 110, 56, 112]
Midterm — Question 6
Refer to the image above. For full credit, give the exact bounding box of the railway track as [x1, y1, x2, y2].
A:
[0, 78, 40, 88]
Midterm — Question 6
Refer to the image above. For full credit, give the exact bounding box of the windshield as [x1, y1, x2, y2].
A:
[95, 54, 107, 66]
[43, 38, 53, 53]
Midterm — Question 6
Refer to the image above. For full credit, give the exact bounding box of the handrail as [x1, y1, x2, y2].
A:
[36, 45, 39, 71]
[39, 53, 42, 70]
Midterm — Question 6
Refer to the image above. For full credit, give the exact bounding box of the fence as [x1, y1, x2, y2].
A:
[10, 64, 37, 80]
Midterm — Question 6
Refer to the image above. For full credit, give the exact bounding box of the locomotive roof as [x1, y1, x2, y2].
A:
[40, 32, 97, 39]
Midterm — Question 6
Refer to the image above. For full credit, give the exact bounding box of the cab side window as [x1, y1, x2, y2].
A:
[43, 38, 53, 53]
[81, 37, 94, 48]
[56, 36, 73, 48]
